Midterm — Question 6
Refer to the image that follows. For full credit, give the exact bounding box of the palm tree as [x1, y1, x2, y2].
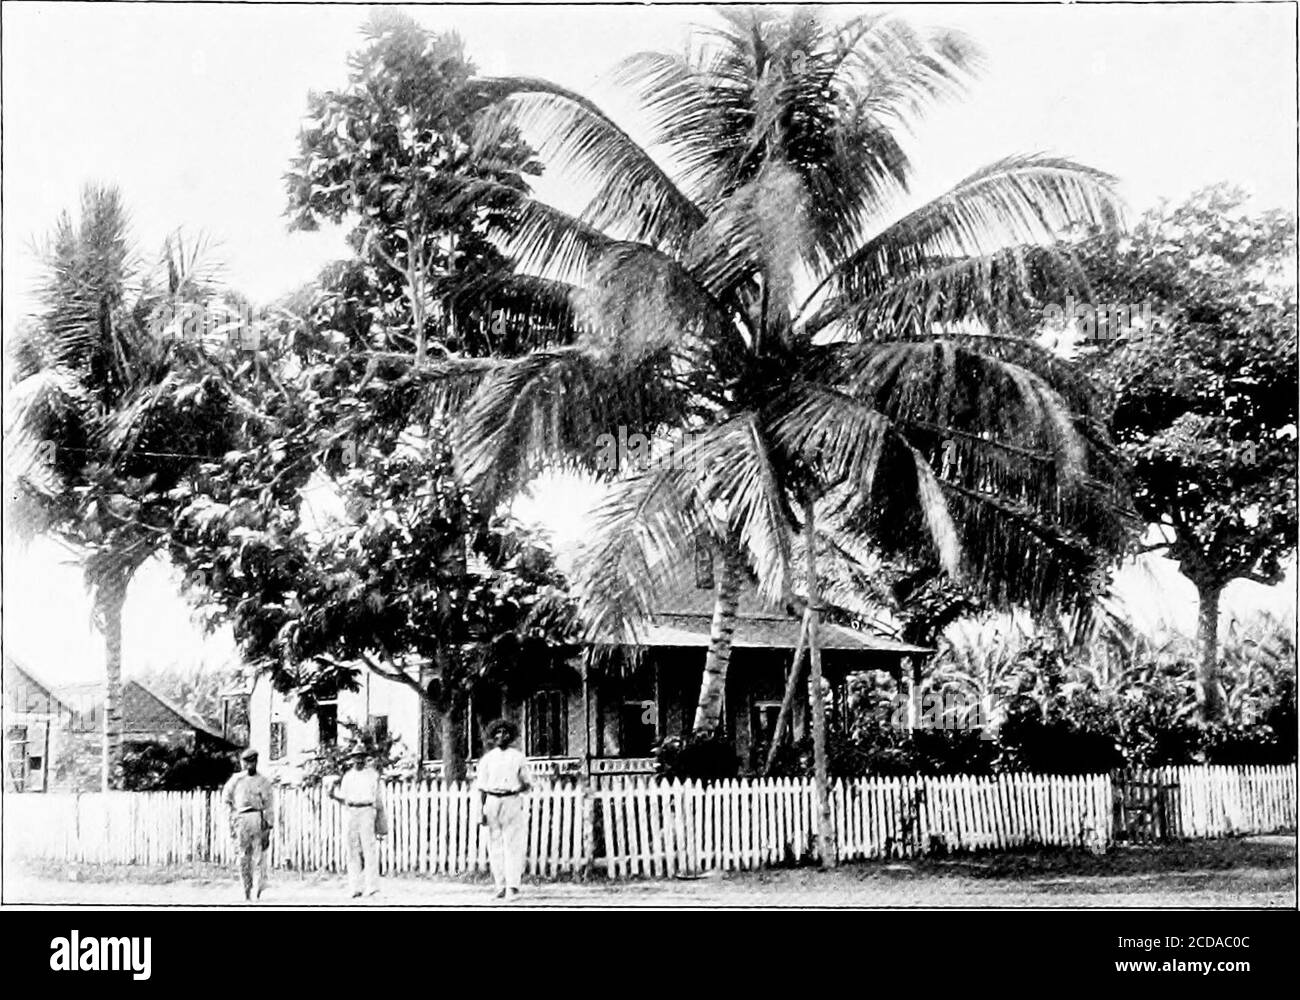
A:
[443, 8, 1135, 860]
[6, 187, 251, 789]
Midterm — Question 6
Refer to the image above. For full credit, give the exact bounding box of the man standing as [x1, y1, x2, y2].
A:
[328, 748, 387, 899]
[475, 719, 532, 900]
[222, 748, 274, 901]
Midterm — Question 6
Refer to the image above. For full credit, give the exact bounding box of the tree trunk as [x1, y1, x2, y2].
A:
[100, 578, 127, 791]
[433, 463, 470, 783]
[691, 542, 743, 735]
[762, 611, 809, 776]
[438, 682, 467, 788]
[803, 501, 836, 867]
[1196, 582, 1225, 723]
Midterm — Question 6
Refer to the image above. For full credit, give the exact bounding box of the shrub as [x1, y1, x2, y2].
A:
[654, 732, 739, 783]
[297, 720, 413, 787]
[122, 741, 237, 791]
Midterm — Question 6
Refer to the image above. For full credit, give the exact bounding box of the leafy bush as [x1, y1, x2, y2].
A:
[654, 732, 739, 783]
[122, 741, 237, 791]
[297, 720, 415, 787]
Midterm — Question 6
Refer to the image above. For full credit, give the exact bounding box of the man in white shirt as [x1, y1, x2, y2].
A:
[328, 748, 387, 898]
[475, 719, 532, 899]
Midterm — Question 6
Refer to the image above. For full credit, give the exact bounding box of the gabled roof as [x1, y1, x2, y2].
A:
[122, 680, 227, 742]
[3, 653, 79, 712]
[49, 677, 228, 741]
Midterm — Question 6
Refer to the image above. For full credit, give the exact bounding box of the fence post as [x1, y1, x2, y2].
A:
[581, 771, 597, 880]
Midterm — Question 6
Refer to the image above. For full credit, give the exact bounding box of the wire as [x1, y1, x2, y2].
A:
[42, 445, 227, 460]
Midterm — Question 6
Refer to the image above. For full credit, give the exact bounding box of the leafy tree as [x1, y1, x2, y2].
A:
[444, 8, 1135, 860]
[216, 16, 587, 786]
[1072, 185, 1297, 720]
[169, 409, 580, 782]
[284, 11, 573, 365]
[5, 187, 256, 788]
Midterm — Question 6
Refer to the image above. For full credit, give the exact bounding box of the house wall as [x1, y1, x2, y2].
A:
[49, 730, 105, 792]
[249, 670, 424, 778]
[252, 661, 589, 773]
[246, 649, 897, 778]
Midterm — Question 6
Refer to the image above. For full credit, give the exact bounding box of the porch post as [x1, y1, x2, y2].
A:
[581, 649, 595, 879]
[909, 656, 923, 732]
[581, 650, 593, 781]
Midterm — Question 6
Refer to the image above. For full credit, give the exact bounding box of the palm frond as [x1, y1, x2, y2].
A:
[805, 243, 1092, 339]
[579, 241, 739, 364]
[672, 413, 796, 604]
[803, 155, 1124, 317]
[488, 195, 615, 285]
[826, 340, 1091, 486]
[473, 77, 704, 252]
[454, 347, 689, 511]
[686, 159, 812, 310]
[573, 464, 706, 644]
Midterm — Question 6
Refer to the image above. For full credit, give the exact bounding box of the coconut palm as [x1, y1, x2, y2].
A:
[454, 9, 1131, 691]
[441, 8, 1135, 859]
[6, 186, 254, 788]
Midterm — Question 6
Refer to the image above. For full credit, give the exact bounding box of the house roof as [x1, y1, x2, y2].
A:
[634, 613, 929, 653]
[607, 577, 931, 656]
[122, 680, 227, 742]
[2, 653, 79, 712]
[50, 678, 228, 742]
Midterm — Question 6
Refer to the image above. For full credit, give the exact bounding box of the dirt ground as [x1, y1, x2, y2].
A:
[4, 835, 1295, 908]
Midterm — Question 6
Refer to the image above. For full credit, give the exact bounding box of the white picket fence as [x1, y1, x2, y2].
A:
[3, 783, 587, 877]
[4, 765, 1293, 880]
[597, 773, 1116, 877]
[1133, 765, 1298, 840]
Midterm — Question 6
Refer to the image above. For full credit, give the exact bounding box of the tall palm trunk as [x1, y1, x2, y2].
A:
[802, 501, 836, 867]
[691, 542, 743, 735]
[1196, 582, 1225, 723]
[99, 577, 127, 791]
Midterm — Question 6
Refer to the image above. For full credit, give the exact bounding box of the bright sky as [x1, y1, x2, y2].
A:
[3, 1, 1296, 683]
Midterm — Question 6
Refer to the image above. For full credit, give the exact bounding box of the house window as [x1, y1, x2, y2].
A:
[526, 690, 567, 757]
[317, 705, 338, 748]
[619, 700, 657, 757]
[269, 722, 287, 761]
[751, 701, 782, 761]
[367, 714, 389, 744]
[694, 541, 714, 589]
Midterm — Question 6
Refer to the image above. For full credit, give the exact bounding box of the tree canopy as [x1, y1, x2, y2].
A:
[1070, 184, 1297, 719]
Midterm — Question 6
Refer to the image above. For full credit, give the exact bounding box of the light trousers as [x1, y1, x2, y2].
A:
[346, 806, 379, 894]
[232, 812, 268, 897]
[483, 795, 526, 890]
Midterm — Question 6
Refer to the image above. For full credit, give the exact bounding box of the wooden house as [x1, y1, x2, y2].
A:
[247, 564, 927, 781]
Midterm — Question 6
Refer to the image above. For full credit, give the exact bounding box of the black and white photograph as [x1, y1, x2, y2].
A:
[0, 0, 1296, 961]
